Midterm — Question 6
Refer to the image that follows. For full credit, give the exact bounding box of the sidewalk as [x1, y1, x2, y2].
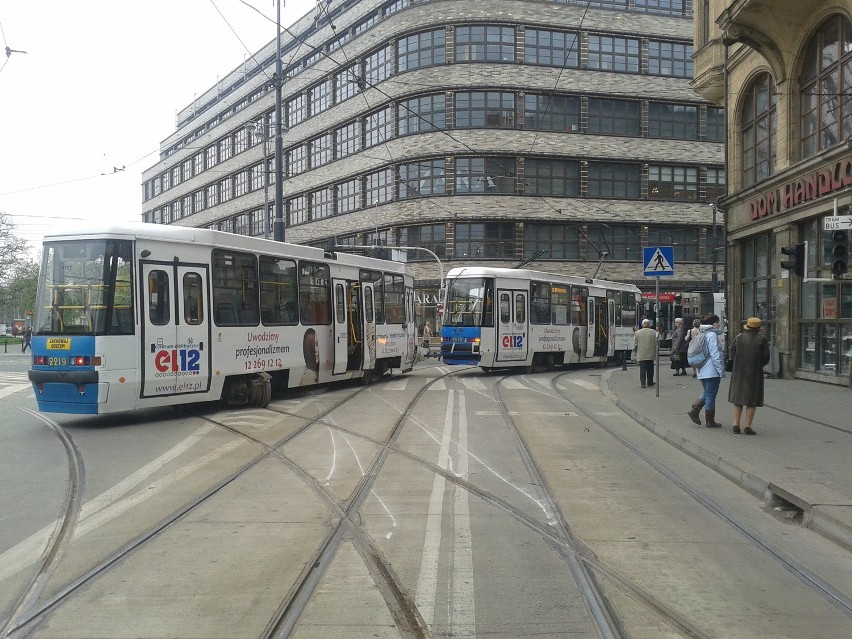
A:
[602, 365, 852, 553]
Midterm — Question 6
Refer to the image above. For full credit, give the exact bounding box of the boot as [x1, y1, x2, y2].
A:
[687, 400, 704, 425]
[704, 410, 722, 428]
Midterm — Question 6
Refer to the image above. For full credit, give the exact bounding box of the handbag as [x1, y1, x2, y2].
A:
[725, 358, 734, 372]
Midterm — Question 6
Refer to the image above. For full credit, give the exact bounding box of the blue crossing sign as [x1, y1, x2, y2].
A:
[643, 246, 674, 277]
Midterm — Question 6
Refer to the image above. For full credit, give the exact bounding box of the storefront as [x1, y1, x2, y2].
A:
[726, 151, 852, 384]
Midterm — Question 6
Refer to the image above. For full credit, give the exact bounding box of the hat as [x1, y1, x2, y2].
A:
[744, 317, 762, 330]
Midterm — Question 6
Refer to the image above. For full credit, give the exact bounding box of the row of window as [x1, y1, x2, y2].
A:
[148, 250, 407, 329]
[147, 92, 722, 202]
[145, 156, 724, 228]
[182, 221, 718, 267]
[736, 215, 852, 378]
[171, 0, 692, 156]
[147, 18, 698, 200]
[740, 15, 852, 187]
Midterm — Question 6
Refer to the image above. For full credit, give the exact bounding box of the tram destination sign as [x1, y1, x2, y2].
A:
[823, 215, 852, 231]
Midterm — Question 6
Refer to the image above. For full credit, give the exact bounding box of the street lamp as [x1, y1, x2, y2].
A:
[272, 0, 285, 243]
[710, 202, 719, 293]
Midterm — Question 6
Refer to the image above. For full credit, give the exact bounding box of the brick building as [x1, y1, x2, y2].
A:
[693, 0, 852, 383]
[141, 0, 723, 334]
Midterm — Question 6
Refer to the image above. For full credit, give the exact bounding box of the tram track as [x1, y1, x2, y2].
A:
[543, 370, 852, 619]
[0, 406, 84, 639]
[2, 381, 380, 639]
[6, 364, 849, 638]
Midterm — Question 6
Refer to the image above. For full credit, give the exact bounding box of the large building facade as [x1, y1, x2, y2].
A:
[693, 0, 852, 384]
[141, 0, 723, 334]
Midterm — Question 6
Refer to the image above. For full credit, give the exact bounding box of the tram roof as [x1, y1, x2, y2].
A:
[445, 266, 640, 293]
[40, 222, 409, 274]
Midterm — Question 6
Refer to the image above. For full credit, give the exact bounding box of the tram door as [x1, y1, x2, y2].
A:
[333, 279, 364, 375]
[362, 284, 376, 372]
[140, 262, 211, 399]
[497, 289, 528, 362]
[586, 298, 597, 358]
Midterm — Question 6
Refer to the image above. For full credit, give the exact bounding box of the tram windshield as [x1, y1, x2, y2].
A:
[34, 239, 134, 336]
[444, 277, 494, 327]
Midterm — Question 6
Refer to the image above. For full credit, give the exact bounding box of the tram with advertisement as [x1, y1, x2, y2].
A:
[27, 224, 416, 415]
[440, 267, 641, 370]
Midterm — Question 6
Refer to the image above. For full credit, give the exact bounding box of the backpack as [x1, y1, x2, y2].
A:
[686, 331, 710, 368]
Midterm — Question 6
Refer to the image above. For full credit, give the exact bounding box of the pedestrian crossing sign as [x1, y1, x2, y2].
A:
[643, 246, 674, 277]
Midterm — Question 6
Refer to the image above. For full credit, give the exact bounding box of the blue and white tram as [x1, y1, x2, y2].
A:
[440, 267, 640, 370]
[28, 224, 416, 414]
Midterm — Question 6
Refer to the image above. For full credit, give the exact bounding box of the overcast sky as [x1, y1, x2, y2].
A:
[0, 0, 315, 258]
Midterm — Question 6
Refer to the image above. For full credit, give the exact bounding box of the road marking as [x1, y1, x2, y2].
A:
[500, 378, 527, 389]
[382, 378, 408, 391]
[452, 391, 475, 636]
[416, 390, 455, 626]
[0, 423, 243, 582]
[474, 411, 577, 417]
[567, 379, 600, 391]
[415, 390, 476, 632]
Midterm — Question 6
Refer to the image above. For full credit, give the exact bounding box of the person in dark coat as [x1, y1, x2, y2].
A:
[670, 317, 688, 376]
[727, 317, 770, 435]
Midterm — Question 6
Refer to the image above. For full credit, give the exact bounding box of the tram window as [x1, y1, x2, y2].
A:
[552, 285, 569, 325]
[385, 274, 404, 324]
[571, 286, 588, 326]
[260, 256, 298, 325]
[515, 293, 526, 323]
[183, 273, 203, 325]
[299, 261, 331, 324]
[361, 269, 384, 323]
[148, 270, 170, 326]
[335, 283, 346, 323]
[364, 286, 374, 323]
[212, 250, 258, 326]
[500, 293, 510, 323]
[531, 281, 551, 324]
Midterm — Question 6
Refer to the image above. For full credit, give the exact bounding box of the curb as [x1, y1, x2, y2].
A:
[600, 369, 852, 553]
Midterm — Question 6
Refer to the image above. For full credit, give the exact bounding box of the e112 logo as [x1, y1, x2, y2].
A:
[501, 335, 524, 348]
[155, 349, 201, 373]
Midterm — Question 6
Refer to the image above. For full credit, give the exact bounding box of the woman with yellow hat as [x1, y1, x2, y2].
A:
[727, 317, 770, 434]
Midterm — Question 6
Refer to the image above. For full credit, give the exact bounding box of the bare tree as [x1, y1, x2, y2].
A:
[0, 212, 30, 287]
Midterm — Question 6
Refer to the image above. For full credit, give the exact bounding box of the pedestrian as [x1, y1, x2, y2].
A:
[632, 318, 658, 388]
[22, 325, 33, 354]
[687, 318, 701, 377]
[670, 317, 688, 376]
[727, 317, 770, 435]
[687, 314, 726, 428]
[422, 321, 432, 346]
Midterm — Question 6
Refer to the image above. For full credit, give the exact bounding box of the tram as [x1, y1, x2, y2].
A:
[440, 267, 641, 370]
[28, 224, 416, 415]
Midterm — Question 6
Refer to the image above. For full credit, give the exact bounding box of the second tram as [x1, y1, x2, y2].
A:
[440, 267, 641, 370]
[28, 224, 416, 414]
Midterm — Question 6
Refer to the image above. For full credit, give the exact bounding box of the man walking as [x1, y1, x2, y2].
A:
[632, 319, 658, 388]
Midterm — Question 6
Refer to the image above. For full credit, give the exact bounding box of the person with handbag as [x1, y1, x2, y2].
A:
[727, 317, 770, 435]
[670, 317, 688, 376]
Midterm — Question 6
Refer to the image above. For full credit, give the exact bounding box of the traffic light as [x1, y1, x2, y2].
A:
[831, 230, 848, 279]
[780, 243, 805, 277]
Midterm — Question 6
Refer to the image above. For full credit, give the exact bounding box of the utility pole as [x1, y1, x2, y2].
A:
[272, 0, 285, 242]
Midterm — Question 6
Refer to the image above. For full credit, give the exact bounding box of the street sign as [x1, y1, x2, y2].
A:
[643, 246, 674, 277]
[823, 215, 852, 231]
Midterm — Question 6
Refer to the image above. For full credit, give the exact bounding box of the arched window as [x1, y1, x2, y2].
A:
[800, 15, 852, 159]
[741, 73, 777, 187]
